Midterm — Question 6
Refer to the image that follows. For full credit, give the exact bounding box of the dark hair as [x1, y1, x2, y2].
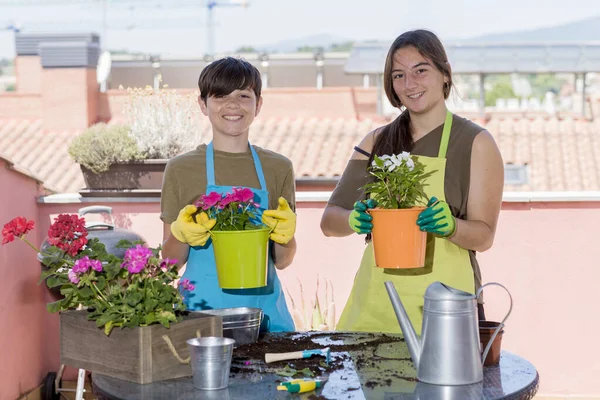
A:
[198, 57, 262, 103]
[369, 30, 453, 165]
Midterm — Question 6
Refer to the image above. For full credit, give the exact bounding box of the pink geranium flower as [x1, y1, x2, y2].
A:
[72, 256, 102, 274]
[68, 269, 80, 284]
[192, 187, 264, 231]
[218, 193, 235, 209]
[121, 244, 153, 274]
[160, 258, 177, 271]
[195, 192, 222, 210]
[232, 187, 254, 203]
[72, 256, 91, 273]
[179, 278, 195, 292]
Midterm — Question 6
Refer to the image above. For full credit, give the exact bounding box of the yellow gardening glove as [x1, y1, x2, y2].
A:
[170, 205, 216, 247]
[261, 197, 296, 244]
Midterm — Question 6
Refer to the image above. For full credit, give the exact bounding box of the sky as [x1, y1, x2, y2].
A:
[0, 0, 598, 59]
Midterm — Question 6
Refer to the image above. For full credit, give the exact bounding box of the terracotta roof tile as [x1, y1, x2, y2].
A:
[0, 119, 84, 193]
[1, 115, 599, 193]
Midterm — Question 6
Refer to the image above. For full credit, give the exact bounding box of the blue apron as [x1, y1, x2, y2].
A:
[181, 142, 295, 332]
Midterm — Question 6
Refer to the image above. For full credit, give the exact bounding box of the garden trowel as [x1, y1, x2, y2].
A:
[265, 347, 331, 365]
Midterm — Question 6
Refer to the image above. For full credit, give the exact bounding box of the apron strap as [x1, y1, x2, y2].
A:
[437, 110, 453, 159]
[249, 144, 268, 191]
[206, 142, 268, 191]
[206, 142, 216, 186]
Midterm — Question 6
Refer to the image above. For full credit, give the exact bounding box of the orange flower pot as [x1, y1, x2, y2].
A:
[369, 207, 427, 269]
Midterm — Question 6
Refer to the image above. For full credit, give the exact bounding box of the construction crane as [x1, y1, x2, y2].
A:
[0, 0, 250, 56]
[3, 20, 22, 32]
[205, 0, 248, 57]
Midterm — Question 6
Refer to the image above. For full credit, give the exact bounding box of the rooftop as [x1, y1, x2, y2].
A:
[1, 113, 599, 194]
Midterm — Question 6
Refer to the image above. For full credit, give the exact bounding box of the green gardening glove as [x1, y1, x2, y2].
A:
[348, 199, 377, 234]
[416, 197, 456, 237]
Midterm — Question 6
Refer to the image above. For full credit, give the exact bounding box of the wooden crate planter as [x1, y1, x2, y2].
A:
[60, 310, 223, 384]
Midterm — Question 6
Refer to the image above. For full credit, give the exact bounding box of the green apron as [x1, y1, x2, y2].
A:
[337, 111, 475, 334]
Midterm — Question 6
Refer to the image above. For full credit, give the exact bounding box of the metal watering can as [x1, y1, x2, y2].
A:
[384, 281, 512, 386]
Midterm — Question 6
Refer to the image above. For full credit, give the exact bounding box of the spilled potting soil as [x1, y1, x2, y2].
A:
[230, 331, 418, 397]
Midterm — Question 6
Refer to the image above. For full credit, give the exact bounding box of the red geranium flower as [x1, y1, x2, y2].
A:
[47, 214, 88, 256]
[2, 216, 35, 245]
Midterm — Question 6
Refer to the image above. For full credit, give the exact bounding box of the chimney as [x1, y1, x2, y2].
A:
[40, 40, 101, 130]
[14, 56, 42, 94]
[14, 33, 44, 93]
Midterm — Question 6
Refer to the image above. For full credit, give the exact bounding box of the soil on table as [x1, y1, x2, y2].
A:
[230, 331, 416, 397]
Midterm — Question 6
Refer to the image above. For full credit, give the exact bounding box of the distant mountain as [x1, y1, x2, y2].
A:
[457, 15, 600, 42]
[254, 34, 352, 53]
[234, 15, 600, 55]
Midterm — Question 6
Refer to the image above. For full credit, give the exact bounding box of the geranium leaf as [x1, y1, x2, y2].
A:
[46, 276, 65, 288]
[104, 321, 114, 335]
[46, 300, 63, 313]
[79, 287, 94, 299]
[125, 291, 142, 307]
[96, 311, 117, 327]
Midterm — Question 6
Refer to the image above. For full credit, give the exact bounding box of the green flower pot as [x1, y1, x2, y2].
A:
[211, 227, 270, 289]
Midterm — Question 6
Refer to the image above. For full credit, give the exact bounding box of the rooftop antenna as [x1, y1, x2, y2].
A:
[96, 50, 112, 92]
[96, 0, 111, 92]
[101, 0, 108, 49]
[205, 0, 249, 58]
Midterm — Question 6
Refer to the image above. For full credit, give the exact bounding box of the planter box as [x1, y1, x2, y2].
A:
[79, 159, 167, 197]
[60, 310, 222, 384]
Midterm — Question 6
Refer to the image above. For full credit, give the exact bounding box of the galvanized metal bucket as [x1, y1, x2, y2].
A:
[187, 337, 235, 390]
[199, 307, 263, 347]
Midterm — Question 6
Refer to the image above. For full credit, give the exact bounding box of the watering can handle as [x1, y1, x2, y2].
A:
[476, 282, 513, 365]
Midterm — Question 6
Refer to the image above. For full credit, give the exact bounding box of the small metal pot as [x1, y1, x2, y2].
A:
[39, 206, 146, 296]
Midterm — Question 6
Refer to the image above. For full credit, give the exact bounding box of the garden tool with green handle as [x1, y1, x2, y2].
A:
[277, 379, 326, 394]
[265, 347, 331, 365]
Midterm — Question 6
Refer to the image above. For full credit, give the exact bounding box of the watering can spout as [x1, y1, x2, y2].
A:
[384, 281, 420, 369]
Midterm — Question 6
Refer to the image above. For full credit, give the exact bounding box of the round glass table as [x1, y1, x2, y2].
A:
[92, 331, 539, 400]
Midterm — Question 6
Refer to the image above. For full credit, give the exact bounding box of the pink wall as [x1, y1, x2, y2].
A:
[0, 161, 52, 400]
[477, 201, 599, 396]
[26, 198, 600, 397]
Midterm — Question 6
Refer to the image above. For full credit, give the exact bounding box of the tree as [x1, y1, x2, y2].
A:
[528, 73, 563, 100]
[485, 75, 518, 106]
[235, 46, 258, 53]
[0, 58, 14, 77]
[109, 49, 147, 56]
[297, 45, 324, 53]
[330, 41, 354, 52]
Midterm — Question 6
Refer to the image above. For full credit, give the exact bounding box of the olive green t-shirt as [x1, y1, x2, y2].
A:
[160, 144, 296, 224]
